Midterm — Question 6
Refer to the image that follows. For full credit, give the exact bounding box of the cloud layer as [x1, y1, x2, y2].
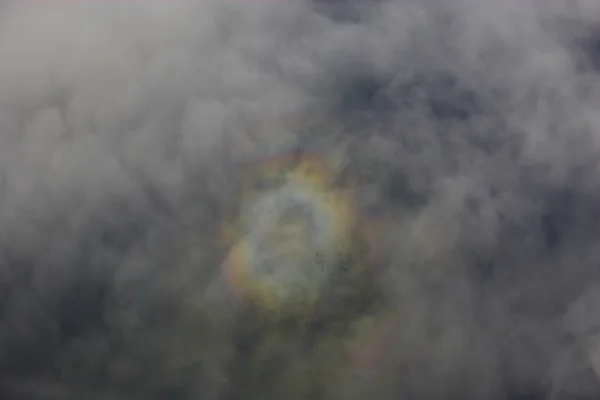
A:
[2, 0, 600, 399]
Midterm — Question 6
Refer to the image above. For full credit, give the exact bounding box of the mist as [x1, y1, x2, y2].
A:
[1, 0, 600, 399]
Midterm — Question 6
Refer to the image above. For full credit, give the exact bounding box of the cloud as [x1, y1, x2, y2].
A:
[1, 0, 600, 399]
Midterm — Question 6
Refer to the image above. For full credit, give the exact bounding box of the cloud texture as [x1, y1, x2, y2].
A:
[2, 0, 600, 399]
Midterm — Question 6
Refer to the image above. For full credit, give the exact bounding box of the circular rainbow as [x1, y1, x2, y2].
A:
[222, 152, 359, 314]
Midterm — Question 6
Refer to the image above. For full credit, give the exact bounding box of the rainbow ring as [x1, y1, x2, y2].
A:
[222, 152, 359, 314]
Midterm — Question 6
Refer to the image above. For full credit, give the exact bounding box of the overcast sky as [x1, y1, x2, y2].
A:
[2, 1, 600, 399]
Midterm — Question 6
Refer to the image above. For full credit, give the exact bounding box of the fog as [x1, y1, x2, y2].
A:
[1, 0, 600, 399]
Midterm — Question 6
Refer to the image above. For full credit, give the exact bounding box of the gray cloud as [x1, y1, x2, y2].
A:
[1, 0, 600, 399]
